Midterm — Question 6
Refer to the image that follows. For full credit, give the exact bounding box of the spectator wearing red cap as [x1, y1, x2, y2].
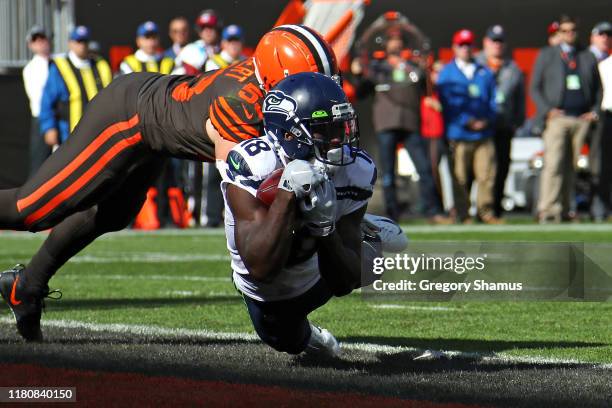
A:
[174, 9, 221, 75]
[476, 25, 525, 218]
[530, 15, 602, 223]
[437, 29, 500, 224]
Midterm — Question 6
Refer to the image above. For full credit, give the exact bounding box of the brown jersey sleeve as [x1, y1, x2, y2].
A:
[209, 95, 263, 143]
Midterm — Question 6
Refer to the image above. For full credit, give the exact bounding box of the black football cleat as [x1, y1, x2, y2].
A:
[0, 264, 60, 342]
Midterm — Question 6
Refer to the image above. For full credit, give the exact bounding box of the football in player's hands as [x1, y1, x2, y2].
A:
[256, 168, 284, 207]
[278, 160, 325, 198]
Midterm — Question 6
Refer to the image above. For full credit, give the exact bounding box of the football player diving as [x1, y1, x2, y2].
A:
[0, 25, 340, 342]
[220, 72, 382, 356]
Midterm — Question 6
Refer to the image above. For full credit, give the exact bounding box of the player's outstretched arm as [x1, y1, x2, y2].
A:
[317, 205, 367, 297]
[227, 184, 297, 282]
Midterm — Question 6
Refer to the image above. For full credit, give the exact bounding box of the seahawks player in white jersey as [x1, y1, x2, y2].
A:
[219, 73, 380, 357]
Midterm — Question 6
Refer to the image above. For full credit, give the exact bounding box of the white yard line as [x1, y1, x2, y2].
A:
[69, 253, 230, 263]
[402, 224, 612, 233]
[369, 304, 456, 311]
[0, 317, 608, 369]
[59, 274, 230, 282]
[0, 252, 229, 263]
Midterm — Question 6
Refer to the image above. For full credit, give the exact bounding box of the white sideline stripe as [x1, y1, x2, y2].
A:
[0, 317, 609, 369]
[0, 229, 227, 239]
[403, 224, 612, 233]
[369, 304, 456, 311]
[0, 251, 229, 263]
[0, 317, 256, 341]
[2, 223, 612, 239]
[165, 290, 198, 296]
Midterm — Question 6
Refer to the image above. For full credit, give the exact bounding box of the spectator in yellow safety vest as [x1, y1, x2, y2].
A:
[39, 26, 112, 146]
[119, 21, 174, 75]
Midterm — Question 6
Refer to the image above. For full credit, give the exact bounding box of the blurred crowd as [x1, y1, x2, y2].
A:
[20, 11, 612, 226]
[350, 14, 611, 224]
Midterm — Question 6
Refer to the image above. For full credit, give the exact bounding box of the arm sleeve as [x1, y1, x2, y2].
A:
[39, 64, 64, 135]
[209, 96, 263, 143]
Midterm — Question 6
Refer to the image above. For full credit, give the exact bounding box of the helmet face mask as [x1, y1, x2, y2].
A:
[309, 105, 359, 166]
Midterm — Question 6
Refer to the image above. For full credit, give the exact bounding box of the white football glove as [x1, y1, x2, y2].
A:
[279, 160, 325, 198]
[300, 179, 337, 237]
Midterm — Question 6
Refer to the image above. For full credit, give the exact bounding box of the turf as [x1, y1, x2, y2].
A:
[0, 226, 610, 365]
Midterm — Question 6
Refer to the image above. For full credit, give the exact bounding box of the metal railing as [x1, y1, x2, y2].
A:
[0, 0, 74, 70]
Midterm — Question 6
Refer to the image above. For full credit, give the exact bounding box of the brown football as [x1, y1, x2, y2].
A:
[256, 168, 284, 207]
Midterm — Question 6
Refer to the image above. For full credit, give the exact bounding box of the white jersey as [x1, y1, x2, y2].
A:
[219, 137, 376, 302]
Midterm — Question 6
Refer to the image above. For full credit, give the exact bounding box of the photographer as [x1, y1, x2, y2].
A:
[352, 28, 448, 223]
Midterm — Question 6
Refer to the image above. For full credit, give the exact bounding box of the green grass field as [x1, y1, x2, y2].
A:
[1, 225, 611, 365]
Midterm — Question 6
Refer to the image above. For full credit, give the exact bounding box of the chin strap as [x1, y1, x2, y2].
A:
[267, 131, 290, 167]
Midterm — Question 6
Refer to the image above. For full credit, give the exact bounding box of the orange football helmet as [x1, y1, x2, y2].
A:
[253, 24, 339, 91]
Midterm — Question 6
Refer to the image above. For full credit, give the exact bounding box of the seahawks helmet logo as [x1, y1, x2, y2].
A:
[263, 90, 298, 120]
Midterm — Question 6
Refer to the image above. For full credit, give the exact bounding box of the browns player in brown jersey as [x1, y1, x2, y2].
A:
[0, 25, 338, 342]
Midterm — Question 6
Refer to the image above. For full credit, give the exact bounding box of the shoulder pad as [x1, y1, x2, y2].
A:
[223, 139, 280, 191]
[331, 149, 376, 216]
[350, 149, 377, 187]
[333, 149, 377, 202]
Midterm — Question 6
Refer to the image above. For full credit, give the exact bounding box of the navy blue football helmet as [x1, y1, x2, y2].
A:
[262, 72, 359, 166]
